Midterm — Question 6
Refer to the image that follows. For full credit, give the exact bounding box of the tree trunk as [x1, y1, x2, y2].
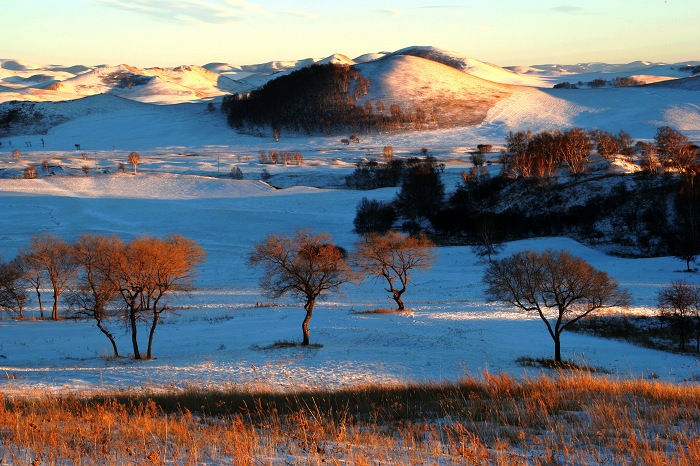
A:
[35, 286, 43, 319]
[96, 320, 120, 358]
[301, 298, 314, 346]
[129, 299, 141, 360]
[679, 318, 687, 351]
[393, 290, 405, 311]
[146, 312, 159, 359]
[554, 334, 562, 363]
[51, 291, 59, 320]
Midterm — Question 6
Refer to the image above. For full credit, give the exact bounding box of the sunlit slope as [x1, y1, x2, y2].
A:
[482, 84, 700, 139]
[356, 54, 513, 127]
[2, 64, 247, 104]
[389, 46, 552, 87]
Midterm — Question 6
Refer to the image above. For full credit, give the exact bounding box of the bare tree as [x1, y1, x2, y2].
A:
[249, 230, 354, 345]
[382, 146, 394, 162]
[472, 215, 503, 263]
[68, 234, 124, 358]
[484, 249, 630, 363]
[110, 234, 205, 359]
[139, 234, 205, 359]
[0, 258, 27, 318]
[24, 234, 76, 320]
[354, 232, 436, 311]
[128, 152, 140, 174]
[657, 281, 700, 351]
[11, 149, 20, 161]
[15, 250, 44, 318]
[655, 126, 697, 176]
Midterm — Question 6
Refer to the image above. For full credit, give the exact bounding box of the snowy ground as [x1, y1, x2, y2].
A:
[0, 140, 699, 395]
[1, 52, 699, 393]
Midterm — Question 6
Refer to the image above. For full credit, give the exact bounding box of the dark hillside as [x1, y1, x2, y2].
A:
[222, 64, 380, 135]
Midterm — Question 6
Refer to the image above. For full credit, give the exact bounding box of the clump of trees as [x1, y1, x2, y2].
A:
[501, 128, 592, 181]
[258, 150, 304, 165]
[345, 159, 406, 190]
[3, 233, 205, 360]
[0, 102, 47, 137]
[394, 156, 445, 222]
[222, 64, 372, 136]
[353, 198, 396, 235]
[221, 63, 435, 136]
[345, 125, 697, 261]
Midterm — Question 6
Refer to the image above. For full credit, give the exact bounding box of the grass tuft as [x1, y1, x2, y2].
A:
[516, 356, 610, 373]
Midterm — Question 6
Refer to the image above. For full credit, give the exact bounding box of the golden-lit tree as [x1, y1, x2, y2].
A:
[128, 151, 140, 174]
[68, 234, 124, 358]
[354, 232, 436, 311]
[249, 230, 353, 345]
[111, 234, 205, 359]
[21, 234, 76, 320]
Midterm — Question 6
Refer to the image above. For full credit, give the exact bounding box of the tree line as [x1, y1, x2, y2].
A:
[1, 229, 436, 355]
[221, 63, 437, 137]
[2, 230, 694, 364]
[353, 126, 700, 260]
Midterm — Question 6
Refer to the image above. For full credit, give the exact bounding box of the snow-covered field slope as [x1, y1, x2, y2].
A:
[0, 48, 698, 394]
[0, 145, 698, 395]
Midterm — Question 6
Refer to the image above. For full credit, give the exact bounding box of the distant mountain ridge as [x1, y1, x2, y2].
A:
[2, 48, 697, 106]
[1, 47, 698, 140]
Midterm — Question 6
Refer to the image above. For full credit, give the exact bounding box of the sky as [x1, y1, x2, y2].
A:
[1, 0, 698, 68]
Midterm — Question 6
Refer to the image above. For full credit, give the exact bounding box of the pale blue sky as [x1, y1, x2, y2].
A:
[2, 0, 698, 67]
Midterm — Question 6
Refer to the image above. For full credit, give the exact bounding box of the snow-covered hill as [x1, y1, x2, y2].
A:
[389, 45, 553, 87]
[356, 54, 513, 127]
[0, 46, 698, 145]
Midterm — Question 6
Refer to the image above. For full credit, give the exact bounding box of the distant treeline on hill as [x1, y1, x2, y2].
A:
[221, 63, 431, 136]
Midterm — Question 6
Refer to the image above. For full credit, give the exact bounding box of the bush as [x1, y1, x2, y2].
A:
[345, 160, 405, 190]
[230, 165, 244, 179]
[394, 157, 445, 220]
[23, 166, 37, 179]
[353, 198, 396, 234]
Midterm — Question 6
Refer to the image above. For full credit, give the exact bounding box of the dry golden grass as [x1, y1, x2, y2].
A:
[0, 371, 698, 464]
